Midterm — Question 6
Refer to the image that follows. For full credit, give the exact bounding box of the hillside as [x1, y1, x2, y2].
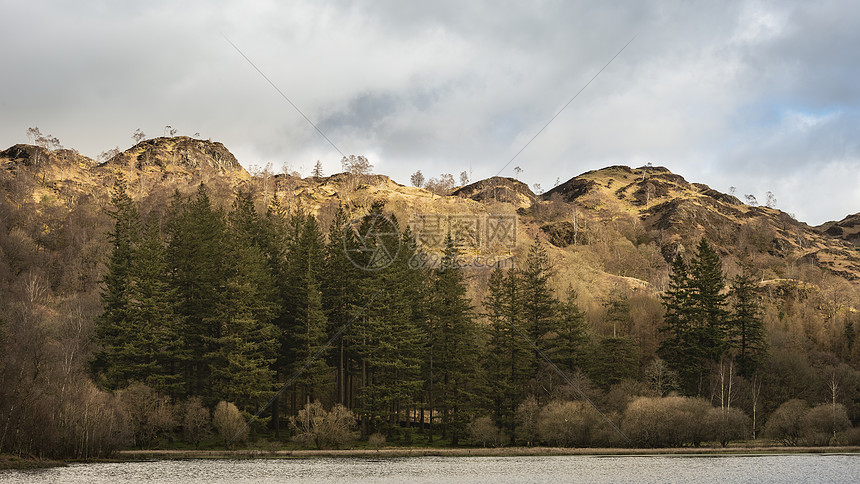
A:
[819, 213, 860, 247]
[3, 136, 860, 458]
[542, 165, 860, 282]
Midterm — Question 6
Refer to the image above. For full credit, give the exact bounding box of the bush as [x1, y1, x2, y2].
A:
[368, 432, 386, 449]
[213, 401, 247, 448]
[537, 400, 600, 447]
[182, 397, 211, 448]
[801, 403, 851, 446]
[834, 427, 860, 446]
[516, 396, 540, 446]
[290, 402, 356, 449]
[118, 382, 177, 448]
[763, 399, 809, 446]
[469, 416, 504, 447]
[621, 396, 711, 447]
[704, 407, 750, 446]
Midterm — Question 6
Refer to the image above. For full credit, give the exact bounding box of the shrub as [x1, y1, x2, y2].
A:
[704, 407, 750, 446]
[621, 396, 711, 447]
[368, 432, 386, 449]
[516, 396, 540, 446]
[118, 382, 177, 448]
[801, 403, 851, 446]
[469, 416, 504, 447]
[182, 397, 211, 448]
[213, 401, 247, 448]
[763, 399, 809, 446]
[537, 400, 600, 447]
[291, 402, 356, 449]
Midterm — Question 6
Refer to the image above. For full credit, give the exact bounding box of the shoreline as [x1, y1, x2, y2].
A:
[117, 446, 860, 460]
[0, 455, 66, 470]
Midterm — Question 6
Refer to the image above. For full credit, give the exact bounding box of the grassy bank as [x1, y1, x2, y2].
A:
[118, 445, 860, 461]
[0, 454, 66, 470]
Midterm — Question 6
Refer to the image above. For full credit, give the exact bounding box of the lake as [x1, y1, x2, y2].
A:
[1, 454, 858, 483]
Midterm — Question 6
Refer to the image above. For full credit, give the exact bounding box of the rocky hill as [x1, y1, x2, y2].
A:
[2, 138, 859, 293]
[542, 165, 860, 282]
[819, 213, 860, 247]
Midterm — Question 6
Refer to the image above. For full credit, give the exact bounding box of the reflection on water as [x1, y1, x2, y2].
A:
[1, 454, 858, 484]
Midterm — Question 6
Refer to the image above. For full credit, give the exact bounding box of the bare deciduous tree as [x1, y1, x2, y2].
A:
[312, 160, 324, 177]
[410, 170, 425, 188]
[459, 171, 470, 186]
[341, 155, 372, 176]
[132, 129, 146, 144]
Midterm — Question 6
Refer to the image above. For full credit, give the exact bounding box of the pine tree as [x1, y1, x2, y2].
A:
[128, 218, 185, 397]
[588, 335, 639, 389]
[282, 213, 331, 406]
[92, 176, 143, 389]
[209, 191, 279, 412]
[352, 203, 424, 438]
[659, 239, 732, 394]
[320, 204, 359, 407]
[165, 183, 228, 401]
[428, 234, 479, 444]
[688, 238, 731, 360]
[484, 266, 534, 442]
[730, 269, 767, 377]
[552, 285, 589, 373]
[520, 235, 559, 350]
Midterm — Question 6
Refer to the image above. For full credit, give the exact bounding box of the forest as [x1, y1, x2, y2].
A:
[1, 154, 860, 460]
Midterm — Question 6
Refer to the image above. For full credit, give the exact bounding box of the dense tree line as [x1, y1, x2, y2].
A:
[2, 165, 860, 457]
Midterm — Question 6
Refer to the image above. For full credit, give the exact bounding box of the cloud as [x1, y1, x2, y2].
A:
[0, 0, 857, 224]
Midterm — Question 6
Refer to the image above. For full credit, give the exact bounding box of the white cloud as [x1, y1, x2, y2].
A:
[0, 0, 858, 224]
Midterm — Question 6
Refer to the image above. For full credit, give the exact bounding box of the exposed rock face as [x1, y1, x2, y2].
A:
[2, 144, 96, 171]
[818, 213, 860, 247]
[540, 164, 860, 280]
[452, 176, 536, 209]
[101, 137, 246, 174]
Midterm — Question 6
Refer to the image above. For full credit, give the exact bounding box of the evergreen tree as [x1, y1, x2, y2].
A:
[687, 238, 731, 361]
[165, 183, 228, 401]
[320, 204, 359, 407]
[730, 268, 767, 377]
[92, 177, 143, 389]
[484, 266, 534, 442]
[128, 219, 185, 397]
[352, 202, 424, 438]
[428, 234, 479, 444]
[520, 236, 559, 350]
[659, 239, 732, 394]
[551, 285, 589, 373]
[588, 335, 639, 389]
[210, 191, 279, 412]
[282, 212, 331, 406]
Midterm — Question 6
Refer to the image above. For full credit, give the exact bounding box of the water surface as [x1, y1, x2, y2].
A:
[1, 454, 857, 483]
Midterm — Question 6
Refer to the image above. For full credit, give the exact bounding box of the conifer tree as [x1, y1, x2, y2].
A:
[352, 203, 424, 438]
[320, 204, 359, 407]
[659, 239, 732, 394]
[687, 238, 731, 360]
[520, 236, 559, 350]
[428, 234, 479, 444]
[730, 268, 767, 377]
[282, 212, 331, 406]
[92, 177, 143, 389]
[552, 285, 589, 373]
[128, 218, 185, 397]
[484, 266, 534, 442]
[165, 183, 228, 401]
[210, 191, 279, 412]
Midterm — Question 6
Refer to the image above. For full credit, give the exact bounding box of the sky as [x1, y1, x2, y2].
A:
[1, 0, 859, 225]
